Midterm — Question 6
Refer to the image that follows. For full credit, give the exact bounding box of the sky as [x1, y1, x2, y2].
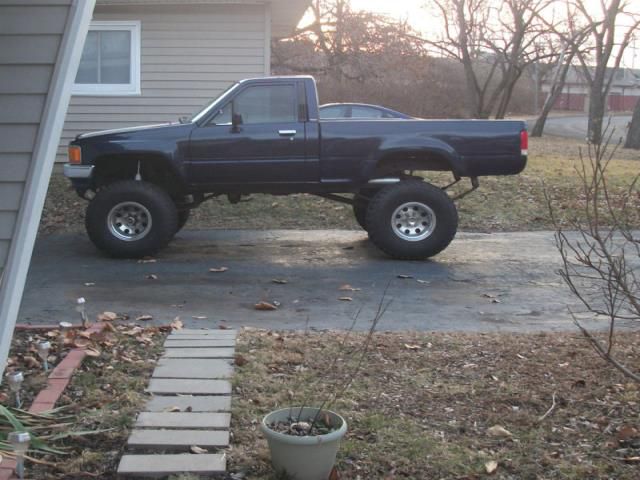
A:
[346, 0, 639, 69]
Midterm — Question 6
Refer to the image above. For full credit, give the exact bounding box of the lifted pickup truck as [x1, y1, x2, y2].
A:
[64, 76, 527, 260]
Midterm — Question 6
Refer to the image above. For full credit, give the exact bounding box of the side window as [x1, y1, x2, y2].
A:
[234, 85, 297, 124]
[351, 106, 384, 119]
[320, 106, 348, 119]
[211, 103, 232, 124]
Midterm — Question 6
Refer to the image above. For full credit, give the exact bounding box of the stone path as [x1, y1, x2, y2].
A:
[117, 329, 236, 478]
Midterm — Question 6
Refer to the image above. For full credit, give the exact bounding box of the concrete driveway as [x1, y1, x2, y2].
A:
[18, 229, 608, 332]
[529, 114, 631, 139]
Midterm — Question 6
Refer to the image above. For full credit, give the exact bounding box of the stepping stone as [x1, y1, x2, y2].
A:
[127, 429, 229, 449]
[145, 395, 231, 412]
[171, 329, 237, 336]
[163, 348, 234, 359]
[153, 359, 233, 379]
[118, 453, 226, 477]
[147, 378, 231, 395]
[164, 339, 236, 348]
[135, 412, 230, 429]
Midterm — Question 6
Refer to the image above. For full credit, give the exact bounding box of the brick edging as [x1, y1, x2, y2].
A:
[30, 322, 106, 413]
[0, 322, 107, 480]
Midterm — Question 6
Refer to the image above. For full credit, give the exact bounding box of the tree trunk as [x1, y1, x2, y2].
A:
[588, 78, 606, 145]
[624, 99, 640, 149]
[531, 57, 573, 137]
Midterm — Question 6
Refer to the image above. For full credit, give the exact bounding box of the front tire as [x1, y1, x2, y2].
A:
[176, 209, 191, 233]
[85, 180, 178, 258]
[366, 181, 458, 259]
[352, 188, 379, 230]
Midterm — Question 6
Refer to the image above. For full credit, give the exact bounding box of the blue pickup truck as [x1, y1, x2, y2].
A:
[64, 76, 527, 260]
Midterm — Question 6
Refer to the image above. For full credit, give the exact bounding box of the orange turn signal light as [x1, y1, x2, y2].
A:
[68, 145, 81, 164]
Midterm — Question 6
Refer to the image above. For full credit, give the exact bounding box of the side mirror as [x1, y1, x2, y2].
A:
[232, 113, 243, 131]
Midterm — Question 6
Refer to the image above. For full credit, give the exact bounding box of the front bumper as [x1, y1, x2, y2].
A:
[63, 164, 94, 179]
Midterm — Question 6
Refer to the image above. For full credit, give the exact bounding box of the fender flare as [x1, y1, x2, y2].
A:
[363, 138, 468, 179]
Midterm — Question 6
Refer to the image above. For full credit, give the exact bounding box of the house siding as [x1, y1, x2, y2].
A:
[57, 3, 269, 162]
[0, 0, 71, 272]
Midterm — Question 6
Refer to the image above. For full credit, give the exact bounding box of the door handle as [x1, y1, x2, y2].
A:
[278, 130, 297, 137]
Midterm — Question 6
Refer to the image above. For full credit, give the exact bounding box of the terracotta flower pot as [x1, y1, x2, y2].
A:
[261, 407, 347, 480]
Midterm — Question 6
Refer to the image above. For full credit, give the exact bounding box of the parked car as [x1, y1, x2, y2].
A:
[64, 76, 528, 260]
[319, 103, 412, 119]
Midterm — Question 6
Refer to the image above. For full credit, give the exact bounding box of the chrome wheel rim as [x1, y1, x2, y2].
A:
[107, 202, 152, 242]
[391, 202, 436, 241]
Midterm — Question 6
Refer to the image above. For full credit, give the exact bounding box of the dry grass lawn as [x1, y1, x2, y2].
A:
[231, 328, 640, 480]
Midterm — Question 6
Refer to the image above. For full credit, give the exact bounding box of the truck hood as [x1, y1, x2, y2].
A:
[76, 122, 188, 140]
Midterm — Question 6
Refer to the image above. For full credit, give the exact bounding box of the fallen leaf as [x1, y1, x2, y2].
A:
[404, 344, 421, 351]
[397, 274, 413, 279]
[235, 354, 248, 366]
[98, 311, 118, 322]
[102, 322, 116, 332]
[254, 301, 278, 311]
[135, 314, 153, 322]
[338, 297, 353, 302]
[73, 338, 90, 348]
[272, 279, 288, 284]
[339, 284, 361, 292]
[617, 425, 639, 443]
[485, 460, 498, 474]
[171, 317, 183, 330]
[23, 356, 40, 369]
[487, 425, 513, 438]
[85, 347, 101, 357]
[209, 267, 228, 273]
[190, 446, 208, 454]
[146, 274, 158, 280]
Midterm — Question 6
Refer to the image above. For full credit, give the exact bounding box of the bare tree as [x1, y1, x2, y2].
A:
[531, 10, 594, 138]
[272, 0, 424, 81]
[424, 0, 557, 119]
[547, 132, 640, 383]
[624, 98, 640, 149]
[568, 0, 640, 144]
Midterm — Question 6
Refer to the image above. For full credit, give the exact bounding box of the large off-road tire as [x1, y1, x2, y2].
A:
[352, 188, 379, 230]
[85, 180, 178, 258]
[176, 209, 191, 233]
[366, 180, 458, 259]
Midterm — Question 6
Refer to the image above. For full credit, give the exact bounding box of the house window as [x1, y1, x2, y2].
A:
[73, 21, 141, 95]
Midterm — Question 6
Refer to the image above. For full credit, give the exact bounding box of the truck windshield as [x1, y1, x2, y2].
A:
[190, 82, 239, 123]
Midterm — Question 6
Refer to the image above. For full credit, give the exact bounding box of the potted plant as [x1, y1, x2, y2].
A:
[261, 406, 347, 480]
[259, 290, 391, 480]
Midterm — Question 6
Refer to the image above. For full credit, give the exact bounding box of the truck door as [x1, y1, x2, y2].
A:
[187, 82, 313, 186]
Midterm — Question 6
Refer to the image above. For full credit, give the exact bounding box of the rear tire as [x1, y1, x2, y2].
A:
[85, 180, 178, 258]
[366, 180, 458, 259]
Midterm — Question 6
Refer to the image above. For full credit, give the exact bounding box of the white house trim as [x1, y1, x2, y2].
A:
[264, 2, 271, 75]
[0, 0, 96, 381]
[72, 20, 142, 96]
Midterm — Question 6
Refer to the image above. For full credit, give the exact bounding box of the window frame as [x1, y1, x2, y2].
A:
[72, 20, 141, 96]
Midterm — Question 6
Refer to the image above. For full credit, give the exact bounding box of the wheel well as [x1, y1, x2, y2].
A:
[93, 155, 185, 197]
[373, 151, 453, 177]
